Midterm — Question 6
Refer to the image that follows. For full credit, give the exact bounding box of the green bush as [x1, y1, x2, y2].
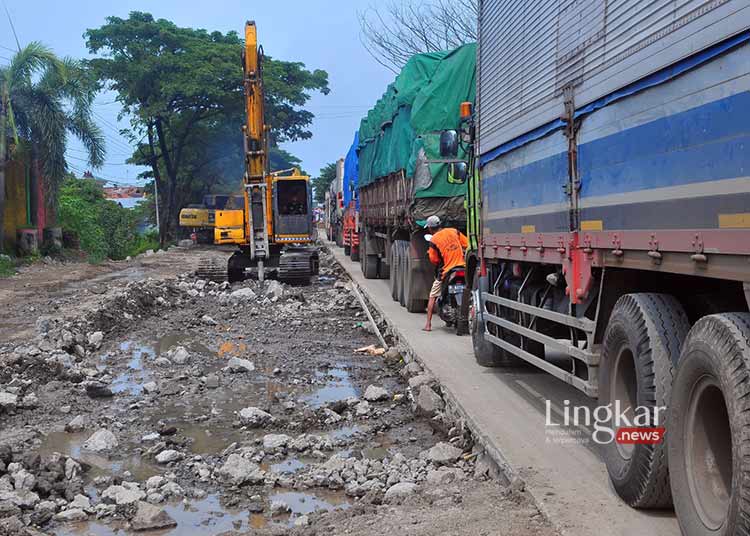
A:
[127, 229, 160, 257]
[0, 254, 15, 277]
[58, 178, 152, 262]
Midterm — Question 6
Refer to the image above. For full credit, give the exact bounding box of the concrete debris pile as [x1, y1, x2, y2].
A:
[0, 249, 511, 536]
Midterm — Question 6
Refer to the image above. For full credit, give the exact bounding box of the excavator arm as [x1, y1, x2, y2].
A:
[241, 21, 271, 268]
[207, 20, 319, 284]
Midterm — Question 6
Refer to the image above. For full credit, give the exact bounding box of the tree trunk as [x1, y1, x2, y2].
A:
[0, 81, 7, 251]
[145, 124, 167, 247]
[154, 118, 178, 244]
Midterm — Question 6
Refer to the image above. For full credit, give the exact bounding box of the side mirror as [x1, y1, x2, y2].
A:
[448, 162, 468, 184]
[439, 130, 458, 158]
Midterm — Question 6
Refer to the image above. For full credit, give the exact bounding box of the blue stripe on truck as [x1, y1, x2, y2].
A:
[482, 91, 750, 213]
[482, 151, 568, 213]
[579, 91, 750, 199]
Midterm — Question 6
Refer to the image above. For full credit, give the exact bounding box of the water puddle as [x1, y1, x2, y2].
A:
[361, 446, 389, 460]
[154, 332, 214, 357]
[261, 457, 309, 474]
[55, 494, 252, 536]
[329, 425, 362, 441]
[38, 431, 159, 482]
[109, 342, 154, 396]
[304, 367, 358, 408]
[103, 334, 216, 398]
[268, 490, 352, 526]
[176, 422, 245, 455]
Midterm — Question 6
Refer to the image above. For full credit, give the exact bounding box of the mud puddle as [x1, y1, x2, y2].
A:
[268, 489, 352, 526]
[39, 431, 159, 482]
[304, 366, 358, 407]
[56, 494, 254, 536]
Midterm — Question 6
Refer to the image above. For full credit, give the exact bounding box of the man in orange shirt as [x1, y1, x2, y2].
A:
[423, 215, 468, 332]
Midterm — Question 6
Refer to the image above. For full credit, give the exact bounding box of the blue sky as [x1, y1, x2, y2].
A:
[0, 0, 394, 185]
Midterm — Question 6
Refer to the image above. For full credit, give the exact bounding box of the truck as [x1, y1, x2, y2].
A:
[325, 158, 345, 248]
[355, 44, 476, 313]
[341, 132, 360, 262]
[452, 2, 750, 534]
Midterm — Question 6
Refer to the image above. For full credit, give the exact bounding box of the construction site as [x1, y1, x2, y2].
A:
[1, 2, 750, 536]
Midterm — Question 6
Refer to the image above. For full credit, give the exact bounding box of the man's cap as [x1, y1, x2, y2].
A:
[424, 215, 441, 228]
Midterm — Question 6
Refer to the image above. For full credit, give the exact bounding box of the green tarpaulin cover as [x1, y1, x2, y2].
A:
[357, 43, 476, 199]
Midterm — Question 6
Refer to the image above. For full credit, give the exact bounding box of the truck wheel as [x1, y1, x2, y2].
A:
[470, 278, 519, 367]
[344, 244, 351, 256]
[398, 242, 407, 307]
[360, 236, 367, 273]
[405, 253, 426, 313]
[599, 293, 689, 508]
[364, 255, 378, 279]
[669, 313, 750, 536]
[350, 244, 360, 262]
[378, 255, 390, 280]
[389, 243, 399, 301]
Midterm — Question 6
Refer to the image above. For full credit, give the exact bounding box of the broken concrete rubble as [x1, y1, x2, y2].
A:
[82, 429, 118, 452]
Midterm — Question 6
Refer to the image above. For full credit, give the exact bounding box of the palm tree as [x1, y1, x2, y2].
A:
[0, 42, 105, 248]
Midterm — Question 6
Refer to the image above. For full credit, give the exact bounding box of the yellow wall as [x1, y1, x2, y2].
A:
[3, 160, 28, 251]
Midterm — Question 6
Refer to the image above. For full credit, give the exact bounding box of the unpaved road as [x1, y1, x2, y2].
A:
[0, 246, 556, 536]
[0, 247, 220, 344]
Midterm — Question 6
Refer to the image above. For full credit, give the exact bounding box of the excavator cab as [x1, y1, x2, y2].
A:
[273, 173, 314, 242]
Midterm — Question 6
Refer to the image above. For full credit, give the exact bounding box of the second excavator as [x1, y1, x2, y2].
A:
[211, 21, 319, 284]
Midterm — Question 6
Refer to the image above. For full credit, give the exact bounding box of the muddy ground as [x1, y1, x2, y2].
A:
[0, 245, 557, 536]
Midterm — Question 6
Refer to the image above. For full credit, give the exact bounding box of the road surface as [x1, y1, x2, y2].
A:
[330, 243, 680, 536]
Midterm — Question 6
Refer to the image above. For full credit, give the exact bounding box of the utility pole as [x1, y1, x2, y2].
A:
[153, 178, 160, 235]
[0, 80, 7, 250]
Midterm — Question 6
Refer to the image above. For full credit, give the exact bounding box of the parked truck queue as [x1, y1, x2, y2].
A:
[325, 2, 750, 535]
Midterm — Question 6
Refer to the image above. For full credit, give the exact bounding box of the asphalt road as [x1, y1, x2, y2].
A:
[330, 243, 681, 536]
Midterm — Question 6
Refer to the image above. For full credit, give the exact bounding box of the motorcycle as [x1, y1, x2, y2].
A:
[437, 266, 466, 331]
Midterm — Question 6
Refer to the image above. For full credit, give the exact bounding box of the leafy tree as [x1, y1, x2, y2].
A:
[312, 162, 337, 204]
[86, 13, 329, 243]
[57, 176, 155, 261]
[0, 43, 105, 247]
[270, 147, 303, 174]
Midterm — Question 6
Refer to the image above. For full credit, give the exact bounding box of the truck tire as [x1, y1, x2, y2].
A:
[669, 313, 750, 536]
[470, 277, 520, 367]
[378, 256, 390, 280]
[405, 253, 426, 313]
[599, 293, 689, 509]
[360, 234, 367, 272]
[390, 243, 399, 301]
[350, 243, 360, 262]
[364, 255, 378, 279]
[398, 241, 407, 307]
[344, 244, 351, 256]
[335, 227, 343, 247]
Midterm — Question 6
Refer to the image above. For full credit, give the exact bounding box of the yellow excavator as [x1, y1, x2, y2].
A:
[204, 21, 318, 283]
[179, 194, 243, 243]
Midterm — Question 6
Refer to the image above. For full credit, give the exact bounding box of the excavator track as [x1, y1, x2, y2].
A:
[196, 256, 228, 282]
[278, 246, 319, 284]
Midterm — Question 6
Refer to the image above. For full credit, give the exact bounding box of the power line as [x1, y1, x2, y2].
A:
[67, 154, 141, 167]
[91, 112, 138, 152]
[67, 146, 133, 159]
[2, 1, 20, 52]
